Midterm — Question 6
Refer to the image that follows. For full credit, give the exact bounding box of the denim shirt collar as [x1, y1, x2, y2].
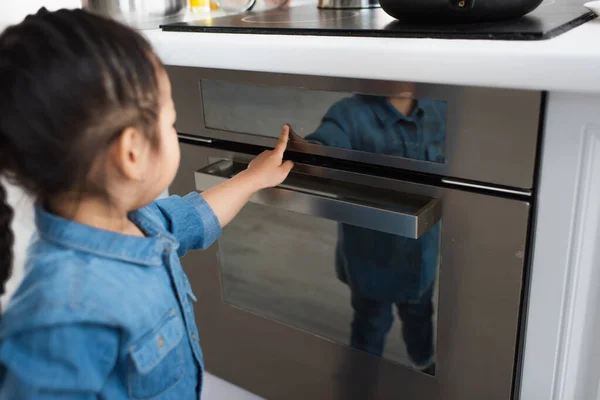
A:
[35, 207, 177, 267]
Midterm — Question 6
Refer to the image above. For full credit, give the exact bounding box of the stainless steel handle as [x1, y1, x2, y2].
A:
[195, 160, 441, 239]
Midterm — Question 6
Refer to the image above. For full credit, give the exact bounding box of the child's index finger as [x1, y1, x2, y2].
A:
[274, 125, 290, 156]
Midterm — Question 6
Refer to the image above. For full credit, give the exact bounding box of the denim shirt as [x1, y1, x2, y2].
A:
[0, 192, 221, 399]
[306, 95, 444, 302]
[306, 94, 447, 163]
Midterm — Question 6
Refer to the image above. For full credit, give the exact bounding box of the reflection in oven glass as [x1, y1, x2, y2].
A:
[201, 80, 447, 164]
[300, 92, 446, 163]
[218, 202, 441, 374]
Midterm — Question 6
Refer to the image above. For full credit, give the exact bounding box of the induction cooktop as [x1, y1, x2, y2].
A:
[161, 0, 596, 40]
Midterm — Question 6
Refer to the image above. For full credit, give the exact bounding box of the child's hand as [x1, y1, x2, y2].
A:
[202, 126, 293, 228]
[245, 125, 294, 190]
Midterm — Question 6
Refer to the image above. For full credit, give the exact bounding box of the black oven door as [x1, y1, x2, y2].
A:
[170, 142, 530, 400]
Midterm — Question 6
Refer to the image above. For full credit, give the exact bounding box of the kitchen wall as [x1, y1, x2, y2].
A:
[0, 0, 81, 25]
[0, 181, 34, 310]
[0, 2, 262, 398]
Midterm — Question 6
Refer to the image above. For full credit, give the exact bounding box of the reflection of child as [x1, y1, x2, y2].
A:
[306, 94, 446, 164]
[304, 94, 446, 372]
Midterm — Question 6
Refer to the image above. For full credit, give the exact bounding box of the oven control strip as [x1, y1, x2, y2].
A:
[178, 134, 533, 199]
[441, 179, 532, 197]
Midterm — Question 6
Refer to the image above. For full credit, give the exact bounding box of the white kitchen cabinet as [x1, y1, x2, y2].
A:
[520, 92, 600, 400]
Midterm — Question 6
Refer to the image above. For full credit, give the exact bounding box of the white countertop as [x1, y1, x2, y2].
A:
[144, 11, 600, 93]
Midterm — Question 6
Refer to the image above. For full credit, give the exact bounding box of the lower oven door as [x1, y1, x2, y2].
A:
[170, 142, 530, 400]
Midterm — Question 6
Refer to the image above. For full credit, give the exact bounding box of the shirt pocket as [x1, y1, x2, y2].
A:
[128, 309, 186, 399]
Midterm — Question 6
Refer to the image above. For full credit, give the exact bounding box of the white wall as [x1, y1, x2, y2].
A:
[0, 2, 262, 398]
[0, 182, 34, 310]
[0, 0, 81, 26]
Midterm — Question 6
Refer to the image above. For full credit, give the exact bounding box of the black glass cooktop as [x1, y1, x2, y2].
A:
[162, 0, 596, 40]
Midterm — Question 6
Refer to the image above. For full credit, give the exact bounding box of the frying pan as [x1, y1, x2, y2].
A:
[379, 0, 545, 23]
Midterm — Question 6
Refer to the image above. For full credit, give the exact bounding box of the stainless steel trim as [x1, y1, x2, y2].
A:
[195, 159, 441, 239]
[82, 0, 186, 29]
[318, 0, 380, 9]
[442, 179, 532, 197]
[178, 134, 214, 144]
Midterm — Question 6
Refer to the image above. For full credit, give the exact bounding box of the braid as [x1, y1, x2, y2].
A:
[0, 181, 14, 298]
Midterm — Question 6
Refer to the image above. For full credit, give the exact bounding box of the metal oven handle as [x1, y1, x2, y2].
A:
[195, 160, 441, 239]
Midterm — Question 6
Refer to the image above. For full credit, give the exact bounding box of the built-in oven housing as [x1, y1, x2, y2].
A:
[167, 66, 540, 400]
[169, 66, 541, 190]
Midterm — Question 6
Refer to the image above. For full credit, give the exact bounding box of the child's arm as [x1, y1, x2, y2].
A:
[142, 126, 293, 256]
[201, 125, 294, 228]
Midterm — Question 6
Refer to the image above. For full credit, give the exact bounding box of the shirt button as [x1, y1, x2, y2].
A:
[157, 336, 165, 348]
[191, 332, 197, 341]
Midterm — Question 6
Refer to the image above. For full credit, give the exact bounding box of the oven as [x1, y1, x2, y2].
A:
[167, 66, 540, 400]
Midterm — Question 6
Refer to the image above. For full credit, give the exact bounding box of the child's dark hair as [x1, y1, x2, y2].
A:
[0, 8, 163, 297]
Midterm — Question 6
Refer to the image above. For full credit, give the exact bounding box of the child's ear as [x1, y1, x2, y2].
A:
[111, 127, 149, 182]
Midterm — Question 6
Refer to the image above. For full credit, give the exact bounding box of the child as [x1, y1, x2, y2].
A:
[296, 93, 445, 373]
[0, 8, 293, 399]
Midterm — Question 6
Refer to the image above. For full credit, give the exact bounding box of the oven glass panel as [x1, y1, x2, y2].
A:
[218, 201, 441, 374]
[201, 80, 448, 164]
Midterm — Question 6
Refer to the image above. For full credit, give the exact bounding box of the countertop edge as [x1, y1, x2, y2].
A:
[144, 16, 600, 93]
